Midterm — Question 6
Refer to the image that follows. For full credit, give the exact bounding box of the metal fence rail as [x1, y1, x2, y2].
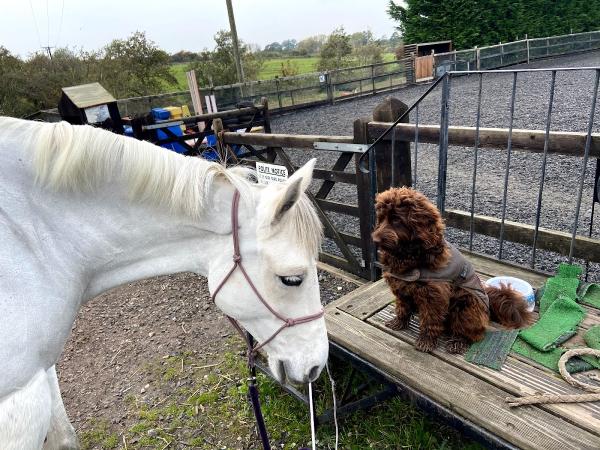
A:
[117, 58, 414, 118]
[365, 67, 600, 281]
[434, 30, 600, 75]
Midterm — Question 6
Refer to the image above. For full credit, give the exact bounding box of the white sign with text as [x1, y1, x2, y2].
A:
[256, 162, 288, 185]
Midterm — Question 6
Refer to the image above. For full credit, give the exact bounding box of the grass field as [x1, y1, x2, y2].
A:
[169, 53, 396, 89]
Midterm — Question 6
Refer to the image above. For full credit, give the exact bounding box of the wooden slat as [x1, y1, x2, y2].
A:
[222, 131, 354, 149]
[369, 122, 600, 158]
[369, 307, 600, 438]
[445, 209, 600, 263]
[315, 199, 359, 216]
[323, 228, 362, 247]
[460, 250, 549, 288]
[315, 152, 354, 199]
[326, 310, 600, 449]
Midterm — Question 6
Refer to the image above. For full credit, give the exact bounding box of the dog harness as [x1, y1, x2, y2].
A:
[385, 242, 490, 311]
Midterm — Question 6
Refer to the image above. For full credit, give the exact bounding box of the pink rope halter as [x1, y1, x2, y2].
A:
[210, 190, 324, 355]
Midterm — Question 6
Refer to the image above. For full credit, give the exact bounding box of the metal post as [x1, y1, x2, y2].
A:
[531, 71, 556, 267]
[414, 104, 419, 187]
[498, 72, 518, 259]
[437, 74, 451, 212]
[526, 34, 530, 63]
[569, 69, 600, 262]
[469, 74, 484, 251]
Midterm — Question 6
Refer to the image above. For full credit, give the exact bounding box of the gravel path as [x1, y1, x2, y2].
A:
[271, 50, 600, 280]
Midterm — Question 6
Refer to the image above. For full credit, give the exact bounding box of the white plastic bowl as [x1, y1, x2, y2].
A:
[486, 276, 535, 312]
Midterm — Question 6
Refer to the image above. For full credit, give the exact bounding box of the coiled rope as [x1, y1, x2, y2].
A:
[507, 348, 600, 407]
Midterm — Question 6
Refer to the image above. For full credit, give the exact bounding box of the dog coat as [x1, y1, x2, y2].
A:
[385, 242, 490, 311]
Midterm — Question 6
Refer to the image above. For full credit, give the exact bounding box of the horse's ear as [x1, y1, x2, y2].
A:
[272, 159, 315, 224]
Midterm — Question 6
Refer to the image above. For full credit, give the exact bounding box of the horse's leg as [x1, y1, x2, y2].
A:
[0, 369, 52, 450]
[43, 366, 79, 450]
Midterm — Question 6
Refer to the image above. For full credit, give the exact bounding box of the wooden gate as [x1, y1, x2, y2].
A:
[415, 55, 434, 81]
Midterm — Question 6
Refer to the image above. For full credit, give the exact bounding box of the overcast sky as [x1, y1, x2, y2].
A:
[1, 0, 400, 57]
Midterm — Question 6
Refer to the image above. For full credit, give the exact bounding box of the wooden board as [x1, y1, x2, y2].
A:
[326, 310, 600, 449]
[325, 252, 600, 449]
[415, 55, 434, 81]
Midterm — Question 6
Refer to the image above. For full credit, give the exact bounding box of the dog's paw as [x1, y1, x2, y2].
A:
[415, 335, 437, 353]
[446, 338, 468, 354]
[385, 317, 409, 331]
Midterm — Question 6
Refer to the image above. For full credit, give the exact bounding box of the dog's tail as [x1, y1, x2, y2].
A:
[485, 283, 534, 329]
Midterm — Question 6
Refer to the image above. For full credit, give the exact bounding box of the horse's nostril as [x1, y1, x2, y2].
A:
[308, 365, 320, 382]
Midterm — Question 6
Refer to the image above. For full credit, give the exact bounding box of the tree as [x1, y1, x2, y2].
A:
[264, 42, 283, 53]
[189, 30, 263, 86]
[388, 0, 600, 49]
[0, 47, 32, 116]
[317, 27, 353, 71]
[296, 35, 327, 56]
[100, 31, 177, 98]
[349, 30, 385, 66]
[279, 59, 300, 77]
[280, 39, 298, 53]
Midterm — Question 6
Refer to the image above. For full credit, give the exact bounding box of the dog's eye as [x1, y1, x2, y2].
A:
[279, 275, 303, 287]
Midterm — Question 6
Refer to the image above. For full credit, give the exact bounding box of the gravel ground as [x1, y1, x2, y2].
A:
[271, 50, 600, 280]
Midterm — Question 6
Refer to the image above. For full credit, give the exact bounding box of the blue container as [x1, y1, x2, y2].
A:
[157, 125, 187, 154]
[151, 108, 171, 120]
[202, 133, 243, 161]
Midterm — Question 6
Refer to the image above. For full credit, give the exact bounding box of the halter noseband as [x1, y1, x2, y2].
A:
[210, 190, 324, 356]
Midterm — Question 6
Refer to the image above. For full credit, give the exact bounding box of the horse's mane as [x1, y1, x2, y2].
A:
[1, 117, 322, 255]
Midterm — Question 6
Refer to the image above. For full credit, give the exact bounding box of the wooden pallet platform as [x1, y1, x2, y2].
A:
[325, 251, 600, 450]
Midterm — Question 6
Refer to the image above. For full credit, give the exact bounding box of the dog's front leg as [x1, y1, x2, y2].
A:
[414, 284, 450, 353]
[386, 292, 413, 331]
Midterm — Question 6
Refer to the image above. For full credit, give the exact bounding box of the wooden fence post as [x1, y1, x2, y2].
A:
[275, 78, 282, 109]
[260, 97, 277, 163]
[371, 97, 412, 190]
[354, 117, 376, 279]
[371, 64, 376, 94]
[326, 72, 334, 104]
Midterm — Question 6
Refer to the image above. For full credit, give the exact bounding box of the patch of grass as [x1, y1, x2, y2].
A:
[168, 53, 397, 90]
[83, 343, 482, 449]
[80, 419, 119, 450]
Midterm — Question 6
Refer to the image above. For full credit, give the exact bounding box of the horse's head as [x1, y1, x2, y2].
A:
[210, 159, 328, 385]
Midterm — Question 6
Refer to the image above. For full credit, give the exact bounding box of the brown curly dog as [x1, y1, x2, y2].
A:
[372, 187, 533, 354]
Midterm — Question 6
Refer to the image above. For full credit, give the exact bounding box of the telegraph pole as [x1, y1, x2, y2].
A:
[225, 0, 245, 84]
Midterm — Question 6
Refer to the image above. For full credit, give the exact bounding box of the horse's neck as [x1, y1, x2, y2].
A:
[4, 142, 237, 303]
[81, 179, 238, 300]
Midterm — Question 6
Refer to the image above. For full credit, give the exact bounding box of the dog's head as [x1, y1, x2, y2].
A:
[372, 187, 446, 266]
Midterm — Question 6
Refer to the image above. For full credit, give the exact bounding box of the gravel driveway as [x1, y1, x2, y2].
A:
[271, 50, 600, 280]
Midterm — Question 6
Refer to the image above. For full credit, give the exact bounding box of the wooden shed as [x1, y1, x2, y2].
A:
[58, 82, 124, 134]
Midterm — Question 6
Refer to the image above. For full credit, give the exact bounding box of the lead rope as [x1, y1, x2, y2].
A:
[326, 363, 339, 450]
[308, 382, 317, 450]
[305, 363, 338, 450]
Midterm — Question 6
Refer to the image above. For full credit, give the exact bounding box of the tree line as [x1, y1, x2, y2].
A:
[0, 32, 175, 118]
[389, 0, 600, 49]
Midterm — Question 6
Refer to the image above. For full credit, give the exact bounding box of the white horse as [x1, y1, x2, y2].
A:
[0, 117, 328, 449]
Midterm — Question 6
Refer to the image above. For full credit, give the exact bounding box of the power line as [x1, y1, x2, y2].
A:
[56, 0, 65, 47]
[46, 0, 50, 48]
[28, 0, 43, 48]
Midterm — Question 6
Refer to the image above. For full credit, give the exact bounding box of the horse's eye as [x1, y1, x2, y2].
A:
[279, 275, 303, 287]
